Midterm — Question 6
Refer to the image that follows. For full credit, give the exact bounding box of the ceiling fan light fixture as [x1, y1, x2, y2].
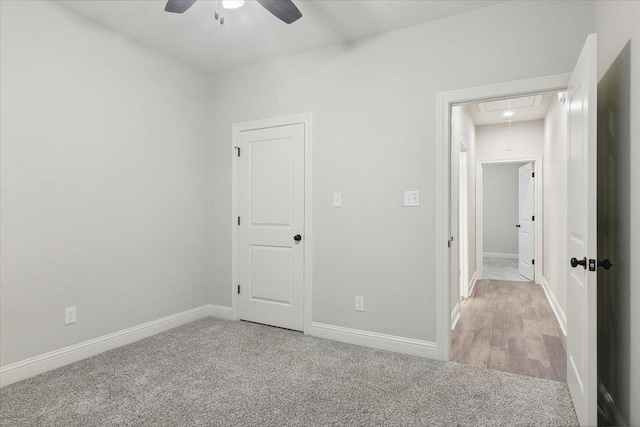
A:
[222, 0, 244, 9]
[164, 0, 302, 24]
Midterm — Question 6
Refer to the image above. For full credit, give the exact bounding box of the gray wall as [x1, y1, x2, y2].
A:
[482, 164, 523, 255]
[208, 1, 595, 342]
[476, 120, 545, 162]
[595, 1, 640, 423]
[0, 1, 214, 366]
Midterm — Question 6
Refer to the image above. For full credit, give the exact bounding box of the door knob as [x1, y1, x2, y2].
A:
[598, 259, 613, 270]
[570, 257, 587, 269]
[516, 224, 521, 228]
[294, 234, 302, 242]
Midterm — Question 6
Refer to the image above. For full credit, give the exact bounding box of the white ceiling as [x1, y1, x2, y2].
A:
[467, 91, 559, 126]
[53, 0, 504, 75]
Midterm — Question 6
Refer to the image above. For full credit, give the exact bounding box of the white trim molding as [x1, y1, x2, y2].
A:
[467, 271, 478, 297]
[540, 277, 567, 336]
[483, 252, 518, 259]
[231, 113, 313, 333]
[451, 303, 461, 331]
[436, 73, 571, 361]
[210, 305, 233, 320]
[309, 323, 438, 359]
[0, 305, 215, 388]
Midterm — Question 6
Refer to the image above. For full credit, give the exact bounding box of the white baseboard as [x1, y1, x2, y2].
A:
[451, 303, 461, 331]
[209, 305, 233, 320]
[540, 276, 567, 336]
[0, 304, 214, 388]
[2, 304, 436, 388]
[309, 322, 438, 359]
[467, 271, 478, 297]
[483, 252, 518, 259]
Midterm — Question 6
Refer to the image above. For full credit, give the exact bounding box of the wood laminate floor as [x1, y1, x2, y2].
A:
[451, 279, 567, 382]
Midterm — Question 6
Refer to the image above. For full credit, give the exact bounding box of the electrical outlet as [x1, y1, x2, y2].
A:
[355, 296, 364, 312]
[65, 307, 76, 325]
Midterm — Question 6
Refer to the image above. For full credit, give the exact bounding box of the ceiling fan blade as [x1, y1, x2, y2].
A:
[165, 0, 197, 14]
[256, 0, 302, 24]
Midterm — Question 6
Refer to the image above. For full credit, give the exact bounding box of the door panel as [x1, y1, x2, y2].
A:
[238, 123, 305, 331]
[518, 162, 534, 281]
[250, 245, 293, 304]
[566, 34, 597, 427]
[251, 138, 293, 226]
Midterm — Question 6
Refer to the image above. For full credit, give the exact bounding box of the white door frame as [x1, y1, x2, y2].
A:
[435, 73, 570, 361]
[475, 157, 542, 283]
[458, 140, 470, 299]
[231, 113, 313, 333]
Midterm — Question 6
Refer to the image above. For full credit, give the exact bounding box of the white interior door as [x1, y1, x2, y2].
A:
[518, 162, 535, 281]
[566, 34, 597, 427]
[238, 123, 305, 331]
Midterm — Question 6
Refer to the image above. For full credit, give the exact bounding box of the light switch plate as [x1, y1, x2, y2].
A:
[404, 190, 420, 207]
[333, 192, 342, 207]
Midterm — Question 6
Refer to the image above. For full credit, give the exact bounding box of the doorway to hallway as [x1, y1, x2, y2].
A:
[449, 91, 567, 383]
[439, 35, 602, 426]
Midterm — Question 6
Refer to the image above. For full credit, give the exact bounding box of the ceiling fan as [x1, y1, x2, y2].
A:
[164, 0, 302, 25]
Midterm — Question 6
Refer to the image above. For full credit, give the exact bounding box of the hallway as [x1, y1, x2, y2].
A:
[451, 280, 566, 382]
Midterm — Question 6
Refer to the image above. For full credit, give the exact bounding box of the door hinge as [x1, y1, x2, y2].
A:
[448, 240, 451, 248]
[532, 259, 535, 265]
[532, 172, 535, 178]
[237, 216, 241, 226]
[237, 285, 240, 294]
[235, 146, 241, 157]
[532, 215, 535, 221]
